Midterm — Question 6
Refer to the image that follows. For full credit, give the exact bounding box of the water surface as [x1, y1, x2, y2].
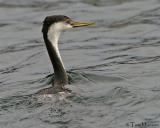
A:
[1, 0, 160, 128]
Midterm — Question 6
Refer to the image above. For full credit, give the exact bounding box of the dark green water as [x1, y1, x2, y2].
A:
[1, 0, 160, 127]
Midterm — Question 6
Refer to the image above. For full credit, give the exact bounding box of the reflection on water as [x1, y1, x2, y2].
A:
[0, 0, 160, 128]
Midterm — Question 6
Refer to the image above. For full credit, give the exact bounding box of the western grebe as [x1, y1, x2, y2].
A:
[37, 15, 94, 95]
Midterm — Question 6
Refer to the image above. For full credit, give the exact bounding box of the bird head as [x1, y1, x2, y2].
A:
[42, 15, 95, 33]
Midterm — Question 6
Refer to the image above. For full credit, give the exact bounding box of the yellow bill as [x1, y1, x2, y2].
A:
[70, 21, 95, 27]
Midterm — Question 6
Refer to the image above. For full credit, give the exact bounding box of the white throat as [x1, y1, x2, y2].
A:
[47, 24, 63, 67]
[47, 25, 60, 49]
[47, 22, 72, 69]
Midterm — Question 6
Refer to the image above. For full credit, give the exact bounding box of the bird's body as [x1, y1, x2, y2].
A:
[37, 15, 94, 95]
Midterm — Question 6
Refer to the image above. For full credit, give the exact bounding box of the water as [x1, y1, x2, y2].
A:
[1, 0, 160, 127]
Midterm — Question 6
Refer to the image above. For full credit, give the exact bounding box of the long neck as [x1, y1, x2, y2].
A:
[43, 30, 68, 86]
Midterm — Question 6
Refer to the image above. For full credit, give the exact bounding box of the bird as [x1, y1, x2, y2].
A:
[37, 15, 95, 95]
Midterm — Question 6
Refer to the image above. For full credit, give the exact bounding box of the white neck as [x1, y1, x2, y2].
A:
[47, 24, 64, 68]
